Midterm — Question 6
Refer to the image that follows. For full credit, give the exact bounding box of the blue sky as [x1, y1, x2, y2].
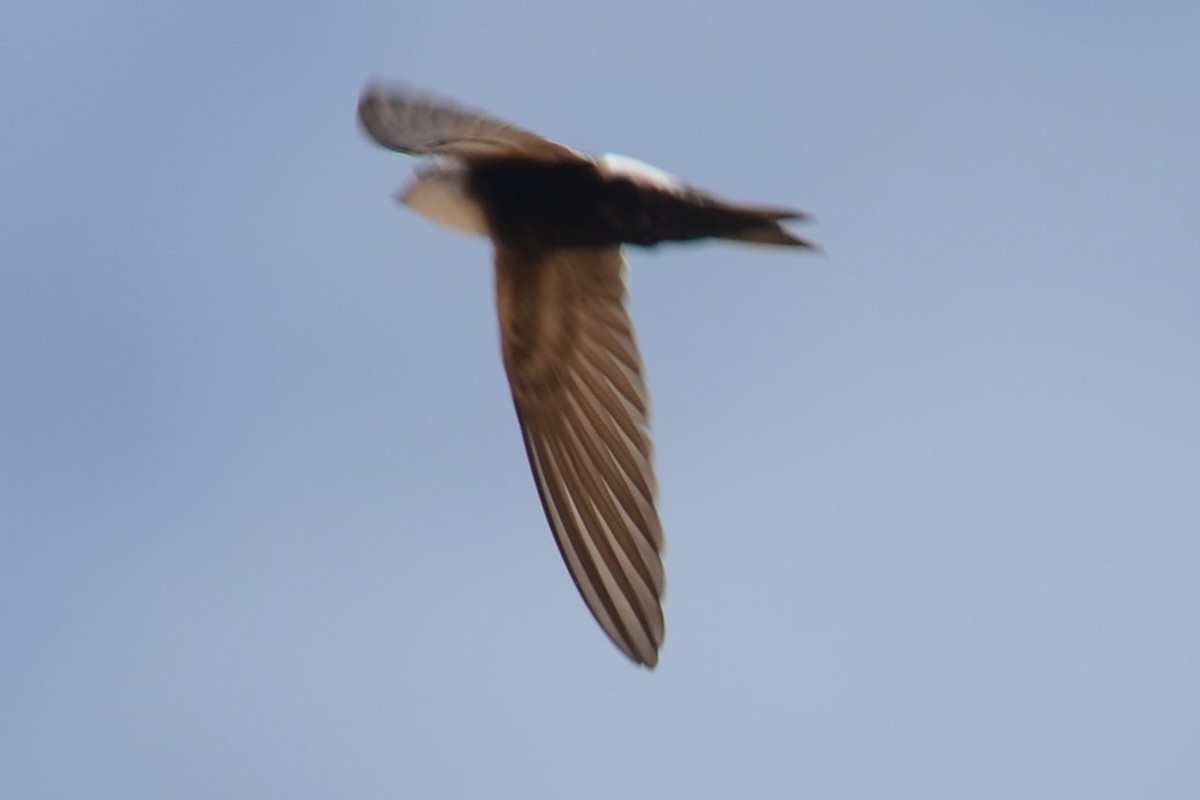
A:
[3, 1, 1199, 797]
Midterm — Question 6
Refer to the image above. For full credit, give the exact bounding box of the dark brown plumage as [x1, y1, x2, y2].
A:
[357, 82, 815, 667]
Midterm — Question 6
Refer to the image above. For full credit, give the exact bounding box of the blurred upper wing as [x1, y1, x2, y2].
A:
[358, 83, 583, 162]
[495, 244, 665, 667]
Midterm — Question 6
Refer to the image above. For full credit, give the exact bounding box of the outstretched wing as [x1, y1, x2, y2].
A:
[358, 82, 583, 163]
[495, 244, 665, 667]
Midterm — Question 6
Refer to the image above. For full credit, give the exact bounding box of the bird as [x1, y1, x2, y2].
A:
[357, 82, 815, 668]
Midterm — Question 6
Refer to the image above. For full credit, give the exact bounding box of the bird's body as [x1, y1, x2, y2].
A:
[403, 151, 811, 251]
[358, 83, 815, 667]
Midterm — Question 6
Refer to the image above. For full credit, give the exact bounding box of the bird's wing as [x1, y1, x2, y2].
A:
[495, 244, 665, 667]
[358, 83, 583, 163]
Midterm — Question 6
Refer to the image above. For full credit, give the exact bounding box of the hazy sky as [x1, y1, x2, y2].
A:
[4, 1, 1199, 797]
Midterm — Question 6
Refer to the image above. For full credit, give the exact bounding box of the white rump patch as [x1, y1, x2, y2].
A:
[597, 153, 683, 191]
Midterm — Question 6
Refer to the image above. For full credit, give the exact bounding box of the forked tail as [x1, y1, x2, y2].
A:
[712, 204, 816, 248]
[633, 187, 817, 249]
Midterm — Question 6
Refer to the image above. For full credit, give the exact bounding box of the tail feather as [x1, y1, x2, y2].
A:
[717, 213, 817, 248]
[631, 186, 817, 249]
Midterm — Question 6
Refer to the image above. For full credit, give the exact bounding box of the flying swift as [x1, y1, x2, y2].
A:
[357, 82, 815, 667]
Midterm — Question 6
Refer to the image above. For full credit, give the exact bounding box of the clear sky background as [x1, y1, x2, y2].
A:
[3, 1, 1198, 797]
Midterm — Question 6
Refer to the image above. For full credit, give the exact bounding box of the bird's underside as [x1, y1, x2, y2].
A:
[358, 82, 815, 667]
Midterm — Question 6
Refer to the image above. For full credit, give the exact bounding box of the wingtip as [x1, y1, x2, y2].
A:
[355, 82, 391, 146]
[356, 78, 387, 116]
[622, 642, 660, 669]
[355, 79, 430, 152]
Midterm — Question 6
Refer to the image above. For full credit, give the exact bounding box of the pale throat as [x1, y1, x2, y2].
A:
[400, 163, 489, 236]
